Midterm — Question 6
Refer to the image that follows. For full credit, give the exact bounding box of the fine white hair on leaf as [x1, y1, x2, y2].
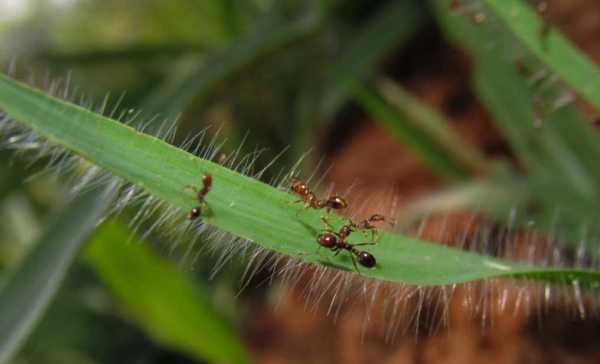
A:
[3, 65, 600, 342]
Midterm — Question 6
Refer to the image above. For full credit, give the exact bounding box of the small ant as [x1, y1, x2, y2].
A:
[290, 177, 348, 213]
[323, 214, 391, 242]
[187, 173, 212, 220]
[317, 217, 377, 271]
[354, 214, 393, 239]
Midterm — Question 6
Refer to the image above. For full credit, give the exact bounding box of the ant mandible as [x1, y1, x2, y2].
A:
[290, 177, 348, 213]
[317, 217, 377, 271]
[187, 173, 212, 220]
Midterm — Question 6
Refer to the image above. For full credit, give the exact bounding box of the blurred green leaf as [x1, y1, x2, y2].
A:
[401, 176, 532, 226]
[141, 3, 324, 122]
[351, 79, 470, 180]
[433, 0, 600, 110]
[321, 0, 428, 118]
[86, 220, 251, 364]
[0, 188, 113, 364]
[433, 0, 600, 241]
[481, 0, 600, 111]
[376, 77, 492, 175]
[39, 44, 206, 65]
[474, 54, 600, 241]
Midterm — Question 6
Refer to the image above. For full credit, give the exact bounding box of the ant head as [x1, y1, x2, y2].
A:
[318, 232, 337, 248]
[290, 178, 309, 194]
[357, 251, 376, 268]
[188, 207, 201, 220]
[326, 196, 348, 210]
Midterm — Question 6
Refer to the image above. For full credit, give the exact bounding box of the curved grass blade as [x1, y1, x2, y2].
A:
[480, 0, 600, 110]
[86, 220, 250, 364]
[140, 4, 323, 121]
[351, 79, 471, 180]
[376, 77, 492, 175]
[321, 0, 428, 119]
[433, 0, 600, 110]
[0, 72, 599, 287]
[474, 55, 600, 242]
[0, 188, 113, 364]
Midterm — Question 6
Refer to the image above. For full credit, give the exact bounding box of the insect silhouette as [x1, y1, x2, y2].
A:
[353, 214, 394, 240]
[317, 217, 377, 271]
[289, 177, 348, 213]
[187, 173, 212, 220]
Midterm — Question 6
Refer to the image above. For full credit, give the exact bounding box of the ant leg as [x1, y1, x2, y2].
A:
[296, 246, 325, 261]
[184, 185, 198, 193]
[349, 253, 361, 274]
[370, 229, 379, 242]
[287, 199, 305, 206]
[352, 242, 376, 247]
[288, 199, 310, 216]
[320, 217, 336, 231]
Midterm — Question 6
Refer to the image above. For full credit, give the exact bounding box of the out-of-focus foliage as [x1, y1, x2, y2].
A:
[1, 0, 600, 363]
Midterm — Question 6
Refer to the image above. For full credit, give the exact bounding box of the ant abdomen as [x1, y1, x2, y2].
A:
[357, 251, 376, 268]
[324, 196, 348, 211]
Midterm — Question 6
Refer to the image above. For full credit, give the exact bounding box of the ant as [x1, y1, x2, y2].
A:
[354, 214, 393, 240]
[290, 177, 348, 213]
[187, 173, 212, 220]
[323, 214, 392, 242]
[317, 217, 377, 271]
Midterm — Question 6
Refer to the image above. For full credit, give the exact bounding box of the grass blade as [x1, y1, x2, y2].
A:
[376, 77, 492, 175]
[474, 55, 600, 240]
[433, 0, 600, 110]
[481, 0, 600, 110]
[321, 0, 428, 118]
[0, 72, 599, 287]
[351, 79, 471, 180]
[0, 189, 113, 364]
[140, 5, 323, 120]
[86, 220, 251, 364]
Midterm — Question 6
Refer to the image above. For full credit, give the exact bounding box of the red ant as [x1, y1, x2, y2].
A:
[317, 217, 377, 271]
[290, 177, 348, 213]
[354, 214, 394, 240]
[187, 173, 212, 220]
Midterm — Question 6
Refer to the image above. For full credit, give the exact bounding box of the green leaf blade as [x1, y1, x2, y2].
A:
[86, 220, 251, 364]
[0, 72, 598, 287]
[0, 189, 113, 364]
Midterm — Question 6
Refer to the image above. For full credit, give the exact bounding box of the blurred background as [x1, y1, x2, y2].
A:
[1, 0, 600, 363]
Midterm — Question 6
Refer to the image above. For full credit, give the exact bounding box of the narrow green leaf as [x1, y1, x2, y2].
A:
[474, 55, 600, 241]
[481, 0, 600, 110]
[376, 77, 492, 175]
[39, 44, 206, 65]
[86, 220, 250, 364]
[351, 79, 470, 180]
[321, 0, 428, 118]
[0, 189, 113, 364]
[0, 72, 599, 287]
[141, 6, 323, 120]
[401, 177, 532, 225]
[432, 0, 600, 111]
